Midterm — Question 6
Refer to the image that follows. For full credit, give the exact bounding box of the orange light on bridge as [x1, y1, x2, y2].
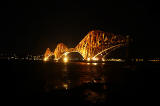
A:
[43, 57, 48, 61]
[102, 58, 105, 62]
[63, 57, 68, 63]
[92, 63, 98, 65]
[45, 30, 127, 60]
[63, 83, 68, 90]
[87, 58, 91, 61]
[92, 57, 99, 61]
[64, 52, 68, 56]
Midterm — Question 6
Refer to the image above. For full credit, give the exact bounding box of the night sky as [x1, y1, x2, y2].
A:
[2, 0, 159, 57]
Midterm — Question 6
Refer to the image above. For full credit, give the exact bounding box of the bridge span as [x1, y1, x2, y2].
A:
[44, 30, 129, 61]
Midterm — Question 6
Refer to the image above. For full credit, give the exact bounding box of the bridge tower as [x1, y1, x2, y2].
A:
[44, 48, 52, 61]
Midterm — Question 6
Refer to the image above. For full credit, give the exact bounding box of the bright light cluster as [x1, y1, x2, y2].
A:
[87, 58, 91, 61]
[63, 57, 68, 63]
[43, 57, 48, 61]
[92, 57, 99, 61]
[87, 57, 99, 61]
[63, 83, 68, 90]
[102, 58, 105, 62]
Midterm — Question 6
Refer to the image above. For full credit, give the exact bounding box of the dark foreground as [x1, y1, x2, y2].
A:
[2, 60, 160, 105]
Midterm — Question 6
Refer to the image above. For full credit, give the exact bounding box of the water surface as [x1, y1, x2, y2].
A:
[3, 60, 160, 105]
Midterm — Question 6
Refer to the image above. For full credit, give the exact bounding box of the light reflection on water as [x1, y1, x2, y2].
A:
[14, 60, 146, 104]
[44, 62, 107, 90]
[43, 62, 108, 103]
[13, 60, 154, 104]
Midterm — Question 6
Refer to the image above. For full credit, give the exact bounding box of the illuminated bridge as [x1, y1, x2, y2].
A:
[44, 30, 129, 61]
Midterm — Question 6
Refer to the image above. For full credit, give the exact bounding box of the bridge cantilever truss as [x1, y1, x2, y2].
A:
[44, 30, 128, 60]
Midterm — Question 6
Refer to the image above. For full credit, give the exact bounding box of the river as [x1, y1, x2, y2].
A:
[2, 60, 160, 105]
